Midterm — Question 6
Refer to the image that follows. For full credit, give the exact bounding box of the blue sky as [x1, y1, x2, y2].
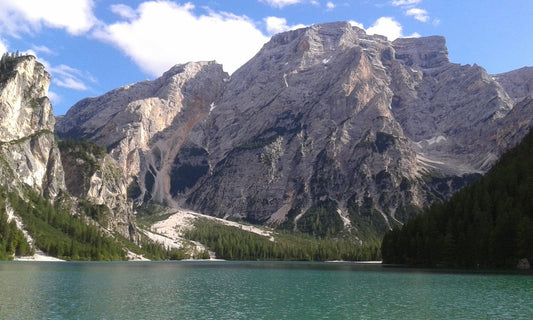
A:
[0, 0, 531, 115]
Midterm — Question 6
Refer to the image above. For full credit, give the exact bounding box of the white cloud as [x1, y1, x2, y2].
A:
[0, 38, 7, 54]
[47, 90, 61, 106]
[110, 4, 138, 20]
[349, 20, 364, 29]
[0, 0, 97, 36]
[31, 45, 55, 55]
[94, 1, 269, 76]
[44, 62, 93, 91]
[405, 32, 421, 38]
[53, 77, 88, 91]
[326, 2, 336, 10]
[366, 17, 403, 40]
[406, 8, 429, 22]
[391, 0, 421, 6]
[264, 17, 306, 35]
[260, 0, 303, 8]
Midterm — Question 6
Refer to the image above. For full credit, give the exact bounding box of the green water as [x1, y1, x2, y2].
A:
[0, 261, 531, 319]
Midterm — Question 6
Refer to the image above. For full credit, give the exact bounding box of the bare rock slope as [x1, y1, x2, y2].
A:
[57, 22, 533, 238]
[0, 55, 64, 198]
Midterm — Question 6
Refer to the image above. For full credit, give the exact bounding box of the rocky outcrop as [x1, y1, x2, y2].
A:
[56, 61, 227, 206]
[0, 54, 136, 241]
[57, 22, 533, 238]
[58, 141, 135, 239]
[180, 22, 532, 230]
[0, 55, 65, 198]
[494, 67, 533, 102]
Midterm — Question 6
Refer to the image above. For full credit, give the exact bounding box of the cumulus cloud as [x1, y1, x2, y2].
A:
[0, 0, 97, 36]
[366, 17, 403, 40]
[94, 1, 269, 76]
[391, 0, 421, 6]
[326, 2, 336, 10]
[260, 0, 303, 8]
[349, 20, 365, 29]
[406, 8, 429, 22]
[110, 4, 137, 20]
[264, 16, 306, 35]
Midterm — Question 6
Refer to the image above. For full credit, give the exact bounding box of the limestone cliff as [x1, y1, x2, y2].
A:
[0, 55, 65, 198]
[0, 54, 136, 241]
[56, 61, 227, 207]
[56, 22, 533, 238]
[58, 141, 135, 239]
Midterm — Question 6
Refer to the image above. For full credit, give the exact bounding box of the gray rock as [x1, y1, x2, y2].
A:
[56, 22, 533, 239]
[0, 55, 65, 198]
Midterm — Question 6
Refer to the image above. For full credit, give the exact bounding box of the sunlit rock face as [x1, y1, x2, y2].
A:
[56, 61, 228, 206]
[57, 22, 533, 237]
[0, 55, 65, 198]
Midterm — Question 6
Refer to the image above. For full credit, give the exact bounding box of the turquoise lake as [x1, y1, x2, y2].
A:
[0, 261, 531, 319]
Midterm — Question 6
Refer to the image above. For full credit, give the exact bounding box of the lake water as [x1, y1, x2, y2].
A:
[0, 261, 531, 319]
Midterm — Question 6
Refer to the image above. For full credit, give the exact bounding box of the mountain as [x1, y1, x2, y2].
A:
[56, 61, 227, 206]
[0, 54, 64, 198]
[381, 128, 533, 268]
[56, 22, 533, 240]
[0, 53, 144, 260]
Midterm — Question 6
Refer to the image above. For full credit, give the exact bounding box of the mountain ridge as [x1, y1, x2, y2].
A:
[55, 21, 533, 239]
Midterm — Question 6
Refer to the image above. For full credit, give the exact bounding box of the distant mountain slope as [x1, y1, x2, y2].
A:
[57, 22, 533, 240]
[382, 128, 533, 268]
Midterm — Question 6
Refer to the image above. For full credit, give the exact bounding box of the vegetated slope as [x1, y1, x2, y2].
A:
[381, 128, 533, 268]
[0, 53, 196, 261]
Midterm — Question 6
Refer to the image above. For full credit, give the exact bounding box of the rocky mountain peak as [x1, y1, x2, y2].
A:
[0, 55, 54, 141]
[493, 66, 533, 102]
[56, 22, 533, 239]
[393, 36, 449, 69]
[56, 60, 227, 205]
[0, 54, 64, 198]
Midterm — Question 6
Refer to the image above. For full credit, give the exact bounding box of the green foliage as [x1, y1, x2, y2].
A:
[58, 139, 107, 160]
[0, 52, 26, 85]
[137, 234, 188, 260]
[6, 189, 126, 261]
[0, 196, 34, 260]
[78, 200, 110, 228]
[347, 197, 393, 241]
[298, 200, 344, 237]
[185, 218, 381, 261]
[382, 129, 533, 268]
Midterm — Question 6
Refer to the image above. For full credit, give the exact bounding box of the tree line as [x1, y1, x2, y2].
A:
[381, 129, 533, 268]
[185, 218, 381, 261]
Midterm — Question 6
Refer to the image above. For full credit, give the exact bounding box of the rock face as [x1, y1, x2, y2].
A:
[56, 61, 227, 206]
[0, 55, 65, 198]
[57, 22, 533, 238]
[0, 54, 136, 240]
[494, 67, 533, 102]
[58, 141, 135, 239]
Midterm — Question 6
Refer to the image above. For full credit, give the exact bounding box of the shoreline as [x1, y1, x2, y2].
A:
[14, 252, 65, 262]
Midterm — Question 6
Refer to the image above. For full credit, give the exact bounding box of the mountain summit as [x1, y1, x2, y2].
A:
[57, 22, 533, 239]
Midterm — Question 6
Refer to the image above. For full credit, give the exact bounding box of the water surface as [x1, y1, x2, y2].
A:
[0, 261, 531, 319]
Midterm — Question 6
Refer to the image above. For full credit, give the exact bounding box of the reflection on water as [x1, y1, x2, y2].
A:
[0, 261, 532, 319]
